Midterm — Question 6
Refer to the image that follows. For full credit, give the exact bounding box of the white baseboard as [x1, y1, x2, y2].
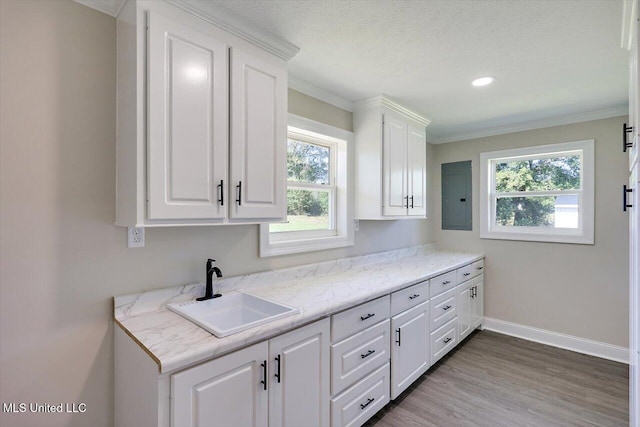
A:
[482, 317, 629, 364]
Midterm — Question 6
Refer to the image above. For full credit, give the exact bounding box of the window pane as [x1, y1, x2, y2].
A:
[270, 189, 330, 233]
[495, 155, 581, 192]
[495, 195, 579, 228]
[287, 139, 330, 185]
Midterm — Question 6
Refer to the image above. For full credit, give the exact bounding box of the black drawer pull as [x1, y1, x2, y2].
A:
[274, 355, 281, 383]
[443, 337, 452, 344]
[477, 266, 484, 270]
[360, 349, 375, 359]
[463, 272, 471, 276]
[260, 360, 267, 391]
[409, 294, 420, 300]
[360, 397, 375, 410]
[217, 180, 224, 206]
[360, 313, 375, 321]
[442, 305, 452, 311]
[236, 181, 242, 206]
[624, 185, 633, 212]
[442, 280, 451, 285]
[624, 122, 634, 152]
[395, 328, 401, 346]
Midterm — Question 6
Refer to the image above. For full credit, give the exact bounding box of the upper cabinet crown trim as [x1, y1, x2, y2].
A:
[165, 0, 300, 61]
[355, 95, 431, 128]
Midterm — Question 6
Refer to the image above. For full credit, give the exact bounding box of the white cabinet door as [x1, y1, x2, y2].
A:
[407, 124, 426, 217]
[390, 301, 429, 399]
[471, 279, 484, 329]
[457, 282, 472, 341]
[147, 12, 228, 221]
[171, 341, 268, 427]
[382, 114, 408, 216]
[269, 319, 330, 427]
[630, 163, 640, 427]
[230, 47, 287, 220]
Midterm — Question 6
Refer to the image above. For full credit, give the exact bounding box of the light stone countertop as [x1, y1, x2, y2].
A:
[114, 245, 483, 373]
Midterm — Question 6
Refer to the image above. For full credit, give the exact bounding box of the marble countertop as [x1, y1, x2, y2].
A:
[114, 245, 483, 374]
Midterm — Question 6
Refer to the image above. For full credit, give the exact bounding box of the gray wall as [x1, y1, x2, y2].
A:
[433, 116, 629, 347]
[0, 1, 431, 426]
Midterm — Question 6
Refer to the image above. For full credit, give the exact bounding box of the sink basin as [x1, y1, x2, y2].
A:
[167, 291, 300, 338]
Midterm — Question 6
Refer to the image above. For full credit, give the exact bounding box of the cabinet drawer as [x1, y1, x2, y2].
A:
[331, 295, 390, 343]
[331, 319, 390, 396]
[472, 259, 485, 276]
[390, 280, 429, 316]
[330, 363, 390, 427]
[430, 318, 458, 365]
[429, 270, 457, 298]
[430, 287, 457, 331]
[458, 260, 483, 283]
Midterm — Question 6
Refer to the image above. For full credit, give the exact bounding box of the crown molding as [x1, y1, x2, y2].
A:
[355, 94, 431, 127]
[74, 0, 126, 17]
[165, 0, 299, 61]
[430, 105, 629, 144]
[288, 76, 354, 112]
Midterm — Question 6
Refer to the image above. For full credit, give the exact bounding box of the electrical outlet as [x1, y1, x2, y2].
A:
[127, 226, 145, 248]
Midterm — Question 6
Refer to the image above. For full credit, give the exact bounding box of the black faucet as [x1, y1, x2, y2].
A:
[197, 259, 223, 301]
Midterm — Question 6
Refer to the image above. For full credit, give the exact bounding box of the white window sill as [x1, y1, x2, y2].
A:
[260, 233, 354, 257]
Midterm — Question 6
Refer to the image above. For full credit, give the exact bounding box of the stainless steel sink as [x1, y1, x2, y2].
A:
[167, 291, 300, 337]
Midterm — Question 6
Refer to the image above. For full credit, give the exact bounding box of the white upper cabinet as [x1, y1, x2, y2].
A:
[147, 12, 228, 221]
[382, 114, 408, 216]
[116, 0, 295, 227]
[354, 95, 431, 220]
[230, 48, 287, 220]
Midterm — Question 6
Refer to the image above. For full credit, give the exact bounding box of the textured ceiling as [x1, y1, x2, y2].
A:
[198, 0, 628, 143]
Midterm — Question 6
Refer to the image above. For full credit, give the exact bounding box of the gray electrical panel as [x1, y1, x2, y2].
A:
[442, 161, 472, 230]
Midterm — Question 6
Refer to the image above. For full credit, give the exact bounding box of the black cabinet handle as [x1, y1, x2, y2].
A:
[274, 355, 281, 383]
[260, 360, 267, 390]
[624, 185, 633, 212]
[624, 123, 634, 152]
[460, 198, 466, 202]
[409, 294, 420, 300]
[360, 349, 375, 359]
[463, 272, 471, 276]
[360, 313, 375, 321]
[442, 280, 451, 285]
[410, 195, 414, 208]
[404, 195, 409, 208]
[477, 266, 484, 270]
[360, 397, 375, 410]
[443, 337, 452, 344]
[442, 305, 452, 311]
[217, 180, 224, 206]
[395, 328, 401, 346]
[236, 181, 242, 206]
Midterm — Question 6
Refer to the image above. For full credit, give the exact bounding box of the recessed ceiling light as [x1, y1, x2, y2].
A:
[471, 76, 496, 87]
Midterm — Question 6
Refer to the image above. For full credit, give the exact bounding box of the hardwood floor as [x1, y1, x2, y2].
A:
[366, 330, 629, 427]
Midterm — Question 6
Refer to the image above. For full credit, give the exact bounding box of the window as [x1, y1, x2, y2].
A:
[260, 114, 354, 256]
[480, 139, 594, 244]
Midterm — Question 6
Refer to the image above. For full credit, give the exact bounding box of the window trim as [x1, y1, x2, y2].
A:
[479, 139, 594, 244]
[259, 114, 354, 257]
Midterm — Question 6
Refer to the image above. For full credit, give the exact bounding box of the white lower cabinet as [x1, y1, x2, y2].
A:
[330, 297, 391, 427]
[458, 275, 484, 342]
[116, 259, 485, 427]
[330, 363, 390, 427]
[172, 342, 268, 427]
[390, 301, 429, 399]
[269, 320, 330, 427]
[171, 318, 329, 427]
[430, 318, 458, 365]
